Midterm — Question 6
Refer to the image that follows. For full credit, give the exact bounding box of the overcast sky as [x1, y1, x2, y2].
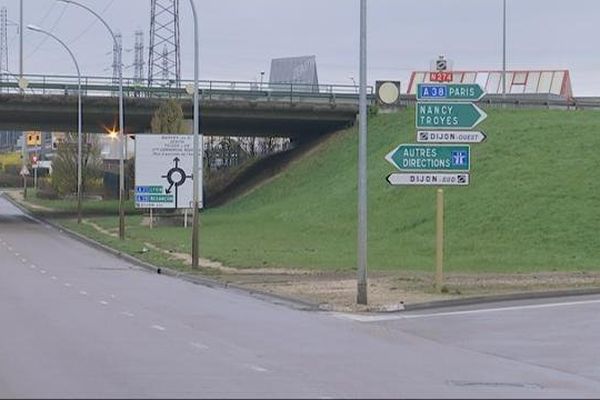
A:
[1, 0, 598, 95]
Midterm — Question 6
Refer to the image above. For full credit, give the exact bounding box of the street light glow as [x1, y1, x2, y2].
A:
[106, 129, 118, 139]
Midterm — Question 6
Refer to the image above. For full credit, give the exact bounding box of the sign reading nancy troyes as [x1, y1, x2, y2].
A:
[416, 102, 487, 130]
[417, 83, 485, 102]
[385, 144, 470, 172]
[135, 134, 203, 209]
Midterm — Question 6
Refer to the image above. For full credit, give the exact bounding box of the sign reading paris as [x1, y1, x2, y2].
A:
[417, 83, 485, 102]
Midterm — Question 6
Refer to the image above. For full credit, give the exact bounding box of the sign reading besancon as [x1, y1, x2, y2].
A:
[135, 134, 202, 209]
[385, 144, 470, 172]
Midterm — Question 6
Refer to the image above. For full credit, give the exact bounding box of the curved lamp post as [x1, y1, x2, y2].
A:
[27, 24, 83, 224]
[57, 0, 126, 238]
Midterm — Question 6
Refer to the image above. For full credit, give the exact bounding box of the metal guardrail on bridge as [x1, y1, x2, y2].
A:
[0, 73, 374, 105]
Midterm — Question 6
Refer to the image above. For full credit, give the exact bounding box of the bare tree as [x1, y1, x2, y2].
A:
[51, 133, 102, 196]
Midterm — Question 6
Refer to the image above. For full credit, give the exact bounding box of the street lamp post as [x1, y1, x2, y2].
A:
[58, 0, 125, 238]
[27, 24, 83, 223]
[189, 0, 202, 269]
[502, 0, 507, 101]
[357, 0, 368, 305]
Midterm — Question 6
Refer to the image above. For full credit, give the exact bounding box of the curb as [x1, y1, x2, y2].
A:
[4, 192, 600, 315]
[401, 287, 600, 312]
[2, 193, 323, 312]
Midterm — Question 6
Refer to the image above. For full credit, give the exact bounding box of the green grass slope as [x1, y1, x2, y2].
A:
[198, 107, 599, 274]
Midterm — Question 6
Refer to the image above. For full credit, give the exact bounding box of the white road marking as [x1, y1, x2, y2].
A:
[14, 252, 19, 256]
[99, 301, 109, 306]
[40, 270, 47, 274]
[30, 264, 36, 269]
[331, 298, 600, 322]
[246, 364, 268, 373]
[190, 342, 208, 350]
[7, 246, 12, 250]
[79, 291, 88, 296]
[151, 325, 166, 331]
[64, 283, 72, 287]
[51, 276, 57, 280]
[21, 258, 27, 263]
[120, 311, 135, 317]
[110, 294, 117, 299]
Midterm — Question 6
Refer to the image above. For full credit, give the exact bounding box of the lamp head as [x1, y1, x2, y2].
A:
[26, 24, 43, 33]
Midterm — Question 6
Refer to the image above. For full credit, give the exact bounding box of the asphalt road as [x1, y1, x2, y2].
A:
[1, 194, 600, 399]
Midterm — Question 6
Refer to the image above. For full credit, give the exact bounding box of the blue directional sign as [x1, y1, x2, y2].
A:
[417, 83, 485, 102]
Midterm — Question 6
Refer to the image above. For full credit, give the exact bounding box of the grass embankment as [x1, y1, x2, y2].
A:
[17, 107, 600, 274]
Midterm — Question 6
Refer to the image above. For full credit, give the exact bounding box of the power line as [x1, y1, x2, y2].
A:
[66, 0, 117, 46]
[24, 3, 68, 61]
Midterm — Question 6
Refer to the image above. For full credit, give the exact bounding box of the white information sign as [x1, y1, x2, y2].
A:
[135, 134, 202, 209]
[386, 173, 470, 186]
[417, 130, 487, 144]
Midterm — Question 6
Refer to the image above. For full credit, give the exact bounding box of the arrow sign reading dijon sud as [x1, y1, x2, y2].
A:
[387, 173, 470, 186]
[416, 102, 487, 130]
[385, 144, 471, 172]
[417, 83, 485, 102]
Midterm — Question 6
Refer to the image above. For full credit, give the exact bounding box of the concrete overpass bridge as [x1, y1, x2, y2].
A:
[0, 74, 374, 138]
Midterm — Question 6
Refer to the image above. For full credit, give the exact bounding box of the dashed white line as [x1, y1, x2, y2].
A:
[14, 252, 19, 256]
[7, 246, 12, 251]
[21, 258, 27, 263]
[246, 364, 268, 373]
[64, 283, 72, 288]
[40, 270, 47, 274]
[30, 264, 37, 269]
[51, 276, 57, 280]
[190, 342, 208, 350]
[79, 291, 88, 296]
[99, 301, 109, 306]
[151, 325, 166, 331]
[110, 294, 117, 299]
[120, 311, 135, 317]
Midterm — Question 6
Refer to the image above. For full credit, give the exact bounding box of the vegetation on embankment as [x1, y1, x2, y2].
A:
[11, 107, 600, 274]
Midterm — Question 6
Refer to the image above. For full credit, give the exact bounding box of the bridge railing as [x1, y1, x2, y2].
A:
[0, 73, 374, 105]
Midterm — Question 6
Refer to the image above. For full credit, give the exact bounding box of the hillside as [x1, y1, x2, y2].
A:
[198, 107, 599, 274]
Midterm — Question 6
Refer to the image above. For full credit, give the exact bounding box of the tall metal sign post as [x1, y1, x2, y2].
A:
[189, 0, 202, 269]
[385, 64, 488, 290]
[357, 0, 368, 305]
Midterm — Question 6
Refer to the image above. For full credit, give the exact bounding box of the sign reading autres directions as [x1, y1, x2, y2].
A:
[385, 144, 471, 172]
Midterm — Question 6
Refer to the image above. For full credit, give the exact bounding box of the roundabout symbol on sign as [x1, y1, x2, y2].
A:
[162, 157, 192, 209]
